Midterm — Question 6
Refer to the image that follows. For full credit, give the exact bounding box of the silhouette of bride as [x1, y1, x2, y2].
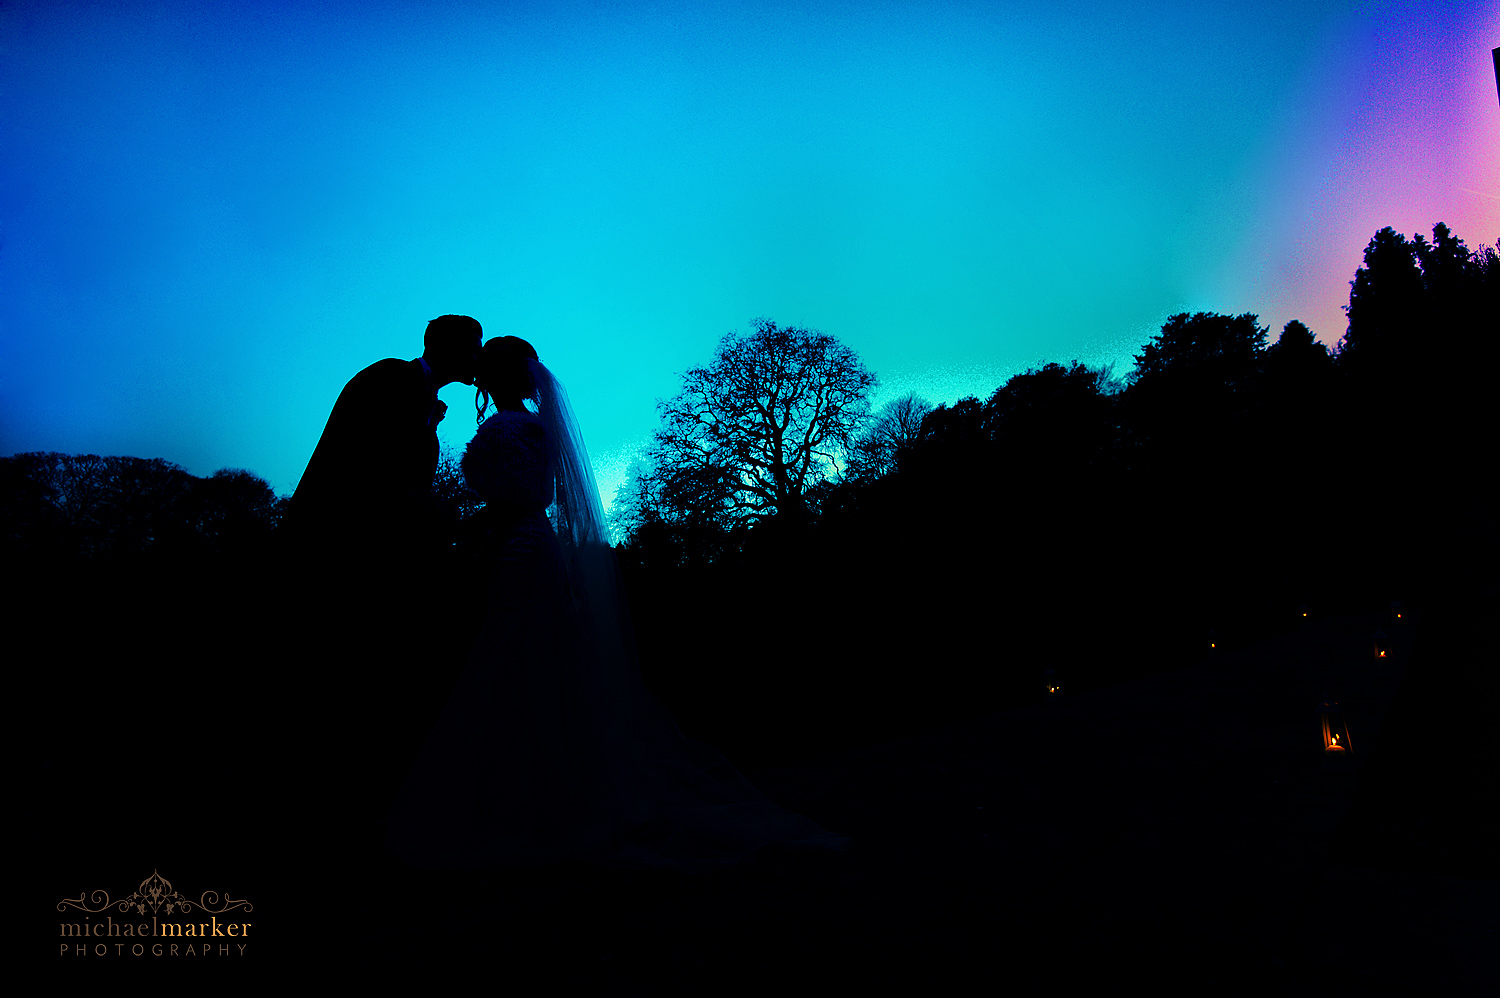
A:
[386, 336, 848, 871]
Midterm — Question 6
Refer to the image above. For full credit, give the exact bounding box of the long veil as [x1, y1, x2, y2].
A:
[529, 359, 849, 870]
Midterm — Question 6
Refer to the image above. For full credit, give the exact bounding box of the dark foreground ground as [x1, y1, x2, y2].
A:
[28, 585, 1497, 993]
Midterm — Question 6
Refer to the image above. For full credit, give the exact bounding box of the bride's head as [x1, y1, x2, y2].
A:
[475, 336, 540, 421]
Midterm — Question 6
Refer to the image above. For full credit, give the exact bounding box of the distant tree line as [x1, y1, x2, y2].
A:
[605, 222, 1496, 762]
[0, 445, 495, 564]
[1, 453, 286, 562]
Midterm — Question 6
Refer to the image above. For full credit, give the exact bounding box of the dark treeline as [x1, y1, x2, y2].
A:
[2, 454, 285, 562]
[613, 223, 1497, 764]
[6, 223, 1495, 773]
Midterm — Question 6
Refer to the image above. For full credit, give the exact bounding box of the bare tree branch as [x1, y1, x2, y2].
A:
[620, 319, 876, 534]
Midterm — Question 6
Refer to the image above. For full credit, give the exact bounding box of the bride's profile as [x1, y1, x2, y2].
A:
[385, 335, 848, 871]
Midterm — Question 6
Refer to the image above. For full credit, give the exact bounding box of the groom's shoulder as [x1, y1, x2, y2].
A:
[347, 357, 423, 392]
[356, 356, 420, 378]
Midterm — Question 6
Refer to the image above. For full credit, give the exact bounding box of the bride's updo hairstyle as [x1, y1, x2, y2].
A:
[475, 336, 540, 422]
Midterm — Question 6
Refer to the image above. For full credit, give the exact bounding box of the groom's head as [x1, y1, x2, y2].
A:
[424, 315, 483, 386]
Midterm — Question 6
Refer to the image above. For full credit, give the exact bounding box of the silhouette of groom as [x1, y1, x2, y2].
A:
[283, 314, 481, 560]
[279, 314, 482, 828]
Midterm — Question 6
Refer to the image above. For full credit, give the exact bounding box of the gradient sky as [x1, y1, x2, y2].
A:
[3, 1, 1497, 513]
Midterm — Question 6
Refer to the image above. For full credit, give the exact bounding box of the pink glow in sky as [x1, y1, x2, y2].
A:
[1217, 4, 1500, 350]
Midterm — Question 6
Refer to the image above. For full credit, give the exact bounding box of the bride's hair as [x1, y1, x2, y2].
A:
[474, 336, 540, 423]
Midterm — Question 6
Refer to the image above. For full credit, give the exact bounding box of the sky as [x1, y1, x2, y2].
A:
[2, 0, 1497, 513]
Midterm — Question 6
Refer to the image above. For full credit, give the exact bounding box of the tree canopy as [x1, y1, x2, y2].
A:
[0, 452, 283, 559]
[621, 318, 876, 533]
[1340, 223, 1497, 382]
[846, 393, 932, 482]
[1128, 311, 1268, 391]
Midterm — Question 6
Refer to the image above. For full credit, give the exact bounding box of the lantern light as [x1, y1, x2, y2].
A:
[1208, 628, 1218, 652]
[1317, 695, 1354, 764]
[1043, 666, 1062, 703]
[1373, 630, 1396, 677]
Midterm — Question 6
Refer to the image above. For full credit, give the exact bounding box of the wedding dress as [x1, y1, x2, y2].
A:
[385, 360, 848, 871]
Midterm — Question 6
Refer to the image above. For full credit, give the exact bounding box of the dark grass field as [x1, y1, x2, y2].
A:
[22, 572, 1497, 992]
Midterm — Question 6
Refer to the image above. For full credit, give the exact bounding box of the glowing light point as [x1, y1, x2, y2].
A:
[1317, 696, 1354, 763]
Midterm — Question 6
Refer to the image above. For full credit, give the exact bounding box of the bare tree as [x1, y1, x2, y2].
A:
[846, 393, 933, 481]
[625, 318, 876, 532]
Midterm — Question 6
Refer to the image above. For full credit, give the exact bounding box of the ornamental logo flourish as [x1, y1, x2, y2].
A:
[58, 870, 252, 917]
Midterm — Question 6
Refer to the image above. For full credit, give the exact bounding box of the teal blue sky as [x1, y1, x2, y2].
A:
[2, 1, 1496, 510]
